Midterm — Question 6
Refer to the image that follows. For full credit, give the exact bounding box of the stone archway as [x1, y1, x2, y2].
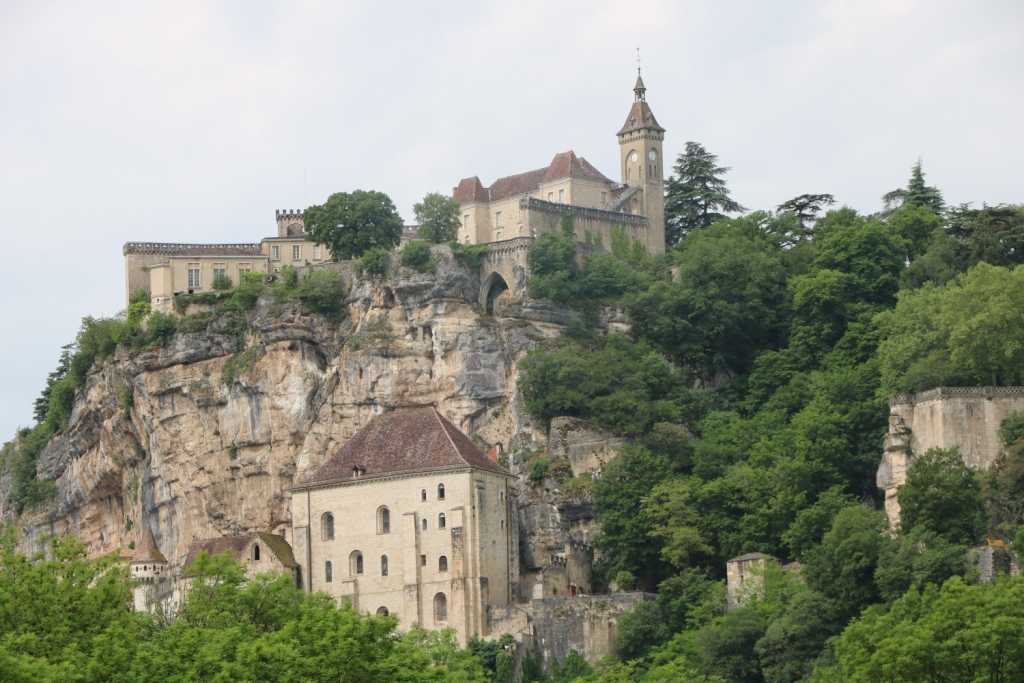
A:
[481, 272, 509, 315]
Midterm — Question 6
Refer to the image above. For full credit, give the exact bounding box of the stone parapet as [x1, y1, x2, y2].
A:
[123, 242, 263, 255]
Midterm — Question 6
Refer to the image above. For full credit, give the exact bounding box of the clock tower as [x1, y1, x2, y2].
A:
[617, 72, 666, 253]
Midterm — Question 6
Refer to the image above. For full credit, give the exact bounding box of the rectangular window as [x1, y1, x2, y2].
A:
[313, 246, 321, 260]
[548, 192, 553, 202]
[496, 211, 502, 227]
[272, 245, 280, 260]
[212, 263, 227, 280]
[187, 263, 201, 289]
[421, 554, 426, 566]
[559, 189, 565, 203]
[238, 262, 251, 275]
[293, 245, 301, 260]
[601, 191, 607, 205]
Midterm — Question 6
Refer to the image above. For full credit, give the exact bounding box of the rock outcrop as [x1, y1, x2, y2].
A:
[1, 247, 627, 578]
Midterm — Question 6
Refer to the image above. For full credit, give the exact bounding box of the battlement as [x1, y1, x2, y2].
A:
[891, 386, 1024, 406]
[123, 242, 263, 256]
[276, 209, 305, 237]
[275, 209, 304, 222]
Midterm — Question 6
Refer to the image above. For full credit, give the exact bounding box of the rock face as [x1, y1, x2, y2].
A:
[878, 386, 1024, 529]
[0, 247, 627, 582]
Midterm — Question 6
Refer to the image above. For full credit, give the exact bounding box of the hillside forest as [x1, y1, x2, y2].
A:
[3, 148, 1024, 682]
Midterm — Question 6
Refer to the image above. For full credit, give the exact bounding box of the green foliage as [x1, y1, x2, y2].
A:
[615, 601, 670, 662]
[803, 506, 889, 622]
[129, 287, 150, 305]
[664, 141, 746, 246]
[227, 445, 238, 460]
[177, 310, 214, 334]
[7, 423, 57, 513]
[401, 240, 433, 271]
[295, 270, 346, 318]
[831, 576, 1024, 683]
[560, 212, 576, 238]
[693, 607, 766, 683]
[360, 246, 391, 275]
[552, 650, 593, 682]
[211, 273, 234, 291]
[120, 385, 134, 420]
[881, 159, 945, 217]
[615, 570, 637, 591]
[414, 192, 461, 243]
[448, 241, 490, 269]
[898, 447, 987, 545]
[173, 290, 233, 314]
[999, 411, 1024, 446]
[873, 527, 966, 604]
[611, 225, 630, 260]
[146, 310, 178, 346]
[879, 262, 1024, 392]
[755, 590, 840, 683]
[780, 486, 858, 559]
[304, 189, 404, 260]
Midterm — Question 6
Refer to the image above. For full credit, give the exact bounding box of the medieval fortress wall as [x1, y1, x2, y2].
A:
[878, 386, 1024, 528]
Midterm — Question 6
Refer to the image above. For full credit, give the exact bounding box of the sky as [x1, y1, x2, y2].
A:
[0, 0, 1022, 439]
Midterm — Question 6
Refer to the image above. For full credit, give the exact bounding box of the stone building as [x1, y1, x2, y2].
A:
[726, 552, 776, 610]
[182, 531, 300, 585]
[878, 386, 1024, 529]
[966, 541, 1020, 583]
[289, 407, 519, 646]
[453, 73, 666, 254]
[123, 209, 330, 307]
[130, 524, 170, 612]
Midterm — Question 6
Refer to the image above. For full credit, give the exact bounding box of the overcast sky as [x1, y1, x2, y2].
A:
[1, 0, 1021, 439]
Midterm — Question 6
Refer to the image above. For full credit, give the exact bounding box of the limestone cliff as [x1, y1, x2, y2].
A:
[0, 246, 623, 578]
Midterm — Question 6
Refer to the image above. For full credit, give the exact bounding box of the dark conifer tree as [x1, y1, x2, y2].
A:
[663, 142, 745, 246]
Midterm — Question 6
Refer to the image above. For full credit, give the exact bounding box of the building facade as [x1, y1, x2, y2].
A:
[123, 209, 330, 307]
[290, 408, 519, 645]
[452, 74, 666, 254]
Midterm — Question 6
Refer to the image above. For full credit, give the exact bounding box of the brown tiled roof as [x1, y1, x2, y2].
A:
[617, 101, 665, 135]
[454, 177, 488, 204]
[182, 532, 298, 572]
[299, 408, 511, 488]
[456, 152, 612, 206]
[131, 525, 167, 565]
[634, 73, 646, 92]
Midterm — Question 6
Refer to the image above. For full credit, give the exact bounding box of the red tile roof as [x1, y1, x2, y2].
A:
[299, 408, 511, 487]
[454, 152, 613, 205]
[617, 101, 665, 135]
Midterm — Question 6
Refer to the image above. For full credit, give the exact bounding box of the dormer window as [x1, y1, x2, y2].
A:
[353, 466, 364, 478]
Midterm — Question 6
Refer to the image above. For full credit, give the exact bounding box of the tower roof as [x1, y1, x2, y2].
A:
[131, 525, 167, 565]
[296, 408, 512, 488]
[619, 73, 664, 136]
[634, 72, 646, 98]
[453, 152, 612, 206]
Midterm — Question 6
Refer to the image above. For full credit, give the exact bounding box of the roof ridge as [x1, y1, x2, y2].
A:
[432, 407, 468, 465]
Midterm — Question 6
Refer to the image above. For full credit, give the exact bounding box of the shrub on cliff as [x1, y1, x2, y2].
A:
[359, 247, 390, 275]
[401, 240, 433, 271]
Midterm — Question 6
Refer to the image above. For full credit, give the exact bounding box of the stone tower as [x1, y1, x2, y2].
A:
[617, 72, 666, 253]
[276, 210, 305, 237]
[130, 524, 169, 612]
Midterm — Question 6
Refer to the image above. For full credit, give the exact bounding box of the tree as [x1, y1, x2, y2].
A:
[304, 190, 403, 260]
[874, 527, 967, 604]
[898, 447, 986, 546]
[773, 194, 835, 245]
[755, 590, 840, 683]
[413, 192, 461, 243]
[882, 160, 944, 217]
[643, 479, 712, 570]
[832, 576, 1024, 683]
[615, 600, 671, 662]
[694, 607, 766, 683]
[664, 142, 746, 246]
[803, 506, 889, 622]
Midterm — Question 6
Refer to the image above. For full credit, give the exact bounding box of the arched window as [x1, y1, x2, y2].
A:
[438, 513, 446, 529]
[437, 483, 445, 500]
[422, 518, 428, 531]
[253, 544, 261, 561]
[501, 520, 505, 530]
[434, 593, 448, 623]
[322, 512, 335, 541]
[439, 555, 448, 572]
[350, 551, 363, 576]
[325, 560, 333, 583]
[381, 555, 388, 576]
[376, 606, 389, 616]
[421, 489, 427, 501]
[378, 507, 390, 534]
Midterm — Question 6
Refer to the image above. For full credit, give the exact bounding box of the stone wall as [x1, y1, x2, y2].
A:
[877, 387, 1024, 528]
[520, 197, 651, 255]
[530, 593, 654, 669]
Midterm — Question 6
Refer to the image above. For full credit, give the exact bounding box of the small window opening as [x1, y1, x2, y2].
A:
[437, 483, 445, 500]
[421, 554, 427, 566]
[253, 544, 261, 561]
[381, 555, 388, 576]
[422, 518, 428, 531]
[378, 507, 390, 534]
[322, 512, 335, 541]
[438, 513, 446, 529]
[439, 555, 448, 572]
[325, 561, 333, 583]
[351, 551, 364, 576]
[434, 593, 448, 623]
[376, 606, 389, 616]
[421, 489, 427, 501]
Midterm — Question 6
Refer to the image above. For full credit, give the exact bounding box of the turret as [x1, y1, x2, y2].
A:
[276, 209, 305, 237]
[130, 525, 168, 611]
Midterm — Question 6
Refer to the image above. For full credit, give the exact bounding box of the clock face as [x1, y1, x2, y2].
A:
[648, 150, 657, 160]
[631, 152, 638, 162]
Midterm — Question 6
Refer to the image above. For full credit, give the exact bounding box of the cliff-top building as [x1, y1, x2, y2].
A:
[453, 73, 666, 254]
[289, 407, 518, 646]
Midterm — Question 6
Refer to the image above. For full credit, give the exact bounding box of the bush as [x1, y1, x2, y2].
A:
[401, 241, 432, 270]
[146, 311, 178, 346]
[360, 247, 391, 275]
[222, 271, 267, 312]
[615, 570, 637, 591]
[296, 270, 346, 318]
[211, 274, 234, 291]
[279, 264, 299, 288]
[1000, 411, 1024, 447]
[448, 241, 490, 269]
[129, 287, 150, 305]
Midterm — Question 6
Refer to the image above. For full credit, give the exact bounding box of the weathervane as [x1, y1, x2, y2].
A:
[636, 45, 642, 74]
